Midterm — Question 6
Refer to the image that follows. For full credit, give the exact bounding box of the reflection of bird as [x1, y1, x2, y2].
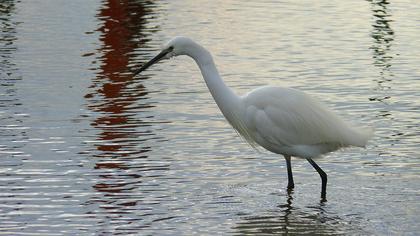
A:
[134, 36, 373, 200]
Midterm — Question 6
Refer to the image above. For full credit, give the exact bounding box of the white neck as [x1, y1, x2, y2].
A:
[184, 44, 242, 124]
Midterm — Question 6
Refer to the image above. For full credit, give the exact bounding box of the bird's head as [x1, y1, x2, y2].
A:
[133, 36, 197, 75]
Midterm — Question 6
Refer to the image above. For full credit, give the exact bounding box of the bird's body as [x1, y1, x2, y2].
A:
[238, 86, 371, 158]
[134, 36, 373, 201]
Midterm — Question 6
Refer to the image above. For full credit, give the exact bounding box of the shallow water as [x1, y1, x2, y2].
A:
[1, 0, 419, 235]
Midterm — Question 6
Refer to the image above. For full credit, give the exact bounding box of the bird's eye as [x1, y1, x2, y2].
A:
[168, 46, 174, 51]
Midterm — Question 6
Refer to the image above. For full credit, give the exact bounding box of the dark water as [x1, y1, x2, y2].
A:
[1, 0, 419, 235]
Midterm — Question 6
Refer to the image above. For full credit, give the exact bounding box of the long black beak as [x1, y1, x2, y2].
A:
[133, 47, 173, 76]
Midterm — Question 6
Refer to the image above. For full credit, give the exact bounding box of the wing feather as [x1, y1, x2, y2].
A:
[243, 86, 370, 149]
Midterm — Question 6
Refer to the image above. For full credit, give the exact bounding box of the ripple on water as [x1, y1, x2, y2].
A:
[0, 0, 419, 235]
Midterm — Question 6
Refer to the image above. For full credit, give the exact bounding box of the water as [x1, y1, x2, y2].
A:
[1, 0, 419, 235]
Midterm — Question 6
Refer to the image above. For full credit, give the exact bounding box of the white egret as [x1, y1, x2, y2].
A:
[134, 36, 373, 200]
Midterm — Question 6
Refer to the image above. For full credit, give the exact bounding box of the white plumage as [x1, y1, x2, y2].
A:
[134, 36, 373, 201]
[239, 86, 372, 158]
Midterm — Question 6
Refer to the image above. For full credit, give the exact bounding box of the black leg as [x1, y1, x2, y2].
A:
[284, 155, 294, 189]
[307, 158, 327, 200]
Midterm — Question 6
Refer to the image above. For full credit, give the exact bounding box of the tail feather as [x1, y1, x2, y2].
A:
[347, 126, 374, 147]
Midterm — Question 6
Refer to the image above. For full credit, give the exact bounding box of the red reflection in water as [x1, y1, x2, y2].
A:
[85, 0, 154, 161]
[83, 0, 160, 205]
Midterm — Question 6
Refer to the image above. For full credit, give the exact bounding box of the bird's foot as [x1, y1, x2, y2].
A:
[286, 184, 294, 195]
[320, 192, 327, 203]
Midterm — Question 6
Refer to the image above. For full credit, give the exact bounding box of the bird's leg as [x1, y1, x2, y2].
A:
[307, 158, 327, 200]
[284, 155, 294, 190]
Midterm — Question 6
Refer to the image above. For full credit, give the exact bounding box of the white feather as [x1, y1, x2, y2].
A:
[236, 86, 372, 158]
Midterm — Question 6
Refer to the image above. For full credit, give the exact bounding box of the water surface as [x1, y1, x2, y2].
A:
[0, 0, 419, 235]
